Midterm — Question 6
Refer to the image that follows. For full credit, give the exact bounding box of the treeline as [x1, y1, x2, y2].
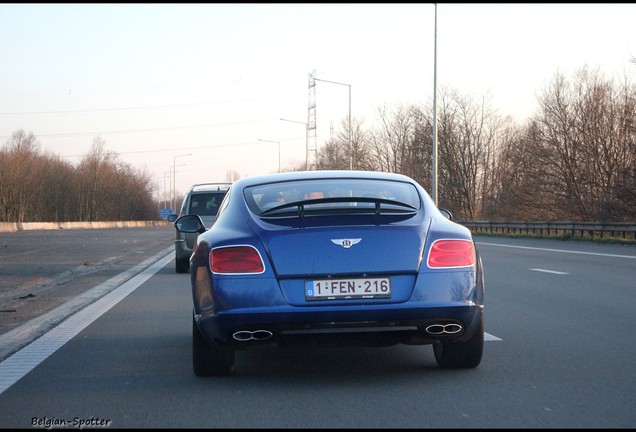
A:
[0, 134, 156, 222]
[1, 65, 635, 223]
[310, 66, 636, 221]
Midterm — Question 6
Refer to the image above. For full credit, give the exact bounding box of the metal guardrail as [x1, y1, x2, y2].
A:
[2, 219, 635, 240]
[458, 221, 636, 240]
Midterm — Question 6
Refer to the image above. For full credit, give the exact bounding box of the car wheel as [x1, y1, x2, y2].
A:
[433, 314, 484, 369]
[192, 314, 235, 376]
[176, 257, 189, 273]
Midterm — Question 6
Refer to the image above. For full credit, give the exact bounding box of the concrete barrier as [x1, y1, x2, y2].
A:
[0, 223, 18, 233]
[0, 220, 171, 233]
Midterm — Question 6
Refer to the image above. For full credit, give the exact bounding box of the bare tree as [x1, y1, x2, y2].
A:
[403, 104, 433, 190]
[225, 169, 241, 182]
[530, 66, 636, 221]
[0, 130, 41, 222]
[486, 121, 553, 220]
[369, 104, 414, 173]
[315, 138, 348, 170]
[75, 137, 115, 221]
[316, 117, 374, 171]
[436, 89, 499, 219]
[34, 152, 77, 222]
[281, 159, 309, 173]
[0, 131, 169, 222]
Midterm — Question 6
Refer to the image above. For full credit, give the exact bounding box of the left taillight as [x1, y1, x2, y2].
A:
[210, 245, 265, 274]
[427, 239, 475, 268]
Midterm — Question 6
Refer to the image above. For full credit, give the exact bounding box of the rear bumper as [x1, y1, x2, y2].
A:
[195, 304, 483, 349]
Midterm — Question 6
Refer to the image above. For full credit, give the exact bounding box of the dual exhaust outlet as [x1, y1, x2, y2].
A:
[425, 323, 462, 335]
[232, 322, 462, 341]
[233, 330, 273, 341]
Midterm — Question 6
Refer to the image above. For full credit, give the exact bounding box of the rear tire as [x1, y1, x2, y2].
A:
[192, 314, 235, 376]
[433, 314, 484, 369]
[176, 257, 189, 274]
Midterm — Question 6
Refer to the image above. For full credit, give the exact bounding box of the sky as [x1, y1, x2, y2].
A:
[1, 3, 635, 205]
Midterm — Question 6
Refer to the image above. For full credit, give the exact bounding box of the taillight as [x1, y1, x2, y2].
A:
[427, 239, 475, 268]
[210, 245, 265, 274]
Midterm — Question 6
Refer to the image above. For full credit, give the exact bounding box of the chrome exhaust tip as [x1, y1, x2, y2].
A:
[425, 323, 463, 335]
[232, 330, 273, 341]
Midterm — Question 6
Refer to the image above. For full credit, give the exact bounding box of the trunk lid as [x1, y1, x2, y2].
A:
[254, 218, 428, 277]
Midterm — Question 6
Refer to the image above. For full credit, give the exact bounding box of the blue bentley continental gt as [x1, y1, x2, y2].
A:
[173, 170, 485, 376]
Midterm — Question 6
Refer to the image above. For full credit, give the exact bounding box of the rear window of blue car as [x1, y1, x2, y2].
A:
[244, 179, 421, 215]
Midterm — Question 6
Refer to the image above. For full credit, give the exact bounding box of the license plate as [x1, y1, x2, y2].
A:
[305, 277, 391, 301]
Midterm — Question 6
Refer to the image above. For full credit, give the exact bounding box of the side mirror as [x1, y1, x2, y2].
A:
[174, 214, 206, 234]
[439, 208, 453, 220]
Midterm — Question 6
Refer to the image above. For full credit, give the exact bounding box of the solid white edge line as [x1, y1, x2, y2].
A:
[0, 249, 173, 396]
[476, 241, 636, 260]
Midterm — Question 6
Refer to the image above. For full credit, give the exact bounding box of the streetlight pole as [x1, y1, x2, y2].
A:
[313, 77, 352, 170]
[172, 153, 191, 213]
[280, 118, 309, 170]
[163, 171, 171, 210]
[257, 139, 281, 173]
[432, 3, 439, 206]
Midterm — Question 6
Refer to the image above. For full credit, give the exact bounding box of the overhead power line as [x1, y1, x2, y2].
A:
[0, 94, 299, 116]
[0, 118, 277, 140]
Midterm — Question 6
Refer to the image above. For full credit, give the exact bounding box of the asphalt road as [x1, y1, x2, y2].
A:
[0, 229, 634, 428]
[0, 226, 175, 359]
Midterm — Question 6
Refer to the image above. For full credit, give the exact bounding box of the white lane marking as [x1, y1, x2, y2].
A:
[485, 332, 502, 341]
[0, 249, 173, 396]
[476, 242, 636, 260]
[530, 268, 569, 275]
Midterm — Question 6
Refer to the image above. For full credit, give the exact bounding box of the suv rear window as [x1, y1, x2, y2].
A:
[188, 193, 222, 216]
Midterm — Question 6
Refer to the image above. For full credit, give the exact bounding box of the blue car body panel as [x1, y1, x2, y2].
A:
[183, 170, 484, 351]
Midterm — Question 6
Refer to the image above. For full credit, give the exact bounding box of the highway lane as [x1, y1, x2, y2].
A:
[0, 233, 634, 427]
[0, 226, 175, 359]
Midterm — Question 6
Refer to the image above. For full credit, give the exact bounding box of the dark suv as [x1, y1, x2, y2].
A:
[172, 182, 231, 273]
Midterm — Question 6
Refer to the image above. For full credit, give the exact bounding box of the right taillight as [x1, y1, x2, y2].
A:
[427, 239, 475, 268]
[210, 245, 265, 274]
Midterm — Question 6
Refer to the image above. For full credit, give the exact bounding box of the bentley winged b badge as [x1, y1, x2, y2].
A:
[331, 238, 362, 249]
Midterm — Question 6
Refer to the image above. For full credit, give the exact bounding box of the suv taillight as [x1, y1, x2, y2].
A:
[427, 239, 475, 268]
[210, 245, 265, 274]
